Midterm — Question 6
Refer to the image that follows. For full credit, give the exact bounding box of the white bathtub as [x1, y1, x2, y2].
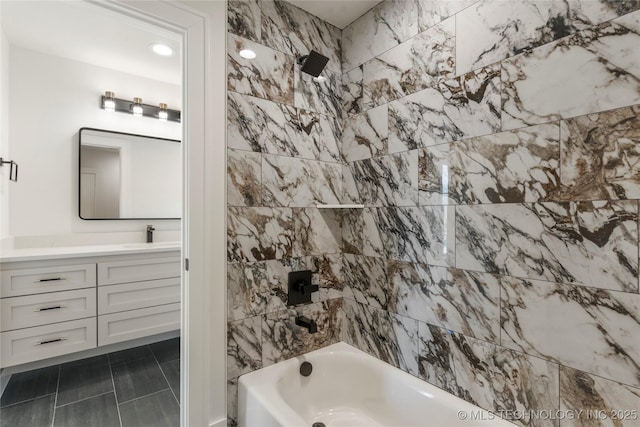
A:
[238, 342, 513, 427]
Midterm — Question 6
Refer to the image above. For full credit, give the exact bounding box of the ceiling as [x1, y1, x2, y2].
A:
[0, 1, 182, 85]
[289, 0, 382, 28]
[0, 0, 381, 86]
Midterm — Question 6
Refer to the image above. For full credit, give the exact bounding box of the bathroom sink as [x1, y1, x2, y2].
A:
[122, 241, 180, 249]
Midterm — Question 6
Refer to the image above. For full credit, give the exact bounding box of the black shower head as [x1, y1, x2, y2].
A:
[297, 50, 329, 77]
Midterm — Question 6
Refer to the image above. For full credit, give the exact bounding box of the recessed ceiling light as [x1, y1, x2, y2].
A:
[239, 49, 257, 59]
[151, 43, 173, 56]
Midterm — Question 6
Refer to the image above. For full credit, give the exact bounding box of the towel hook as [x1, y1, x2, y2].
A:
[0, 158, 18, 182]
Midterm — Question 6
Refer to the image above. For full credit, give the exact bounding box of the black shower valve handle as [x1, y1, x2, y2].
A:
[296, 281, 319, 295]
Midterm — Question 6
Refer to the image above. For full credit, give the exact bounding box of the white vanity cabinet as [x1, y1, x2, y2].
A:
[0, 262, 98, 367]
[0, 248, 181, 368]
[97, 256, 181, 346]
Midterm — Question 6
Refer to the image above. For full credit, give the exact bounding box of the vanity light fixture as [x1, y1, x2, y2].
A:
[100, 93, 181, 123]
[132, 97, 144, 117]
[158, 103, 169, 121]
[239, 49, 256, 59]
[103, 91, 116, 112]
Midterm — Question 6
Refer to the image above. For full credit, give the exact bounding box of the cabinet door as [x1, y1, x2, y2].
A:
[1, 288, 96, 331]
[97, 257, 180, 285]
[98, 278, 180, 315]
[98, 303, 180, 346]
[0, 318, 97, 368]
[1, 264, 96, 298]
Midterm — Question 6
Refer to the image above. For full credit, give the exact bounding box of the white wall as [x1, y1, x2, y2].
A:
[8, 46, 181, 237]
[0, 23, 10, 241]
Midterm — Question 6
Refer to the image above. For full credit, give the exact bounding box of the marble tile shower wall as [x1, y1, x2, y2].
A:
[226, 1, 344, 425]
[341, 1, 640, 426]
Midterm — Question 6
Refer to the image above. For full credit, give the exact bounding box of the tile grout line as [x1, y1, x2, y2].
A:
[117, 387, 173, 406]
[150, 349, 180, 406]
[54, 390, 115, 409]
[50, 365, 61, 427]
[108, 354, 124, 427]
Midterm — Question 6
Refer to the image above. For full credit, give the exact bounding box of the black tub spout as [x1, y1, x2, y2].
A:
[295, 316, 317, 334]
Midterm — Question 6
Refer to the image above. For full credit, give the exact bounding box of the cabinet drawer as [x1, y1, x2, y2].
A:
[0, 318, 97, 368]
[1, 289, 96, 332]
[1, 264, 96, 298]
[97, 257, 180, 286]
[98, 303, 180, 346]
[98, 278, 180, 315]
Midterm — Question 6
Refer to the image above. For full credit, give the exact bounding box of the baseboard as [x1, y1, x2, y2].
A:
[210, 417, 227, 427]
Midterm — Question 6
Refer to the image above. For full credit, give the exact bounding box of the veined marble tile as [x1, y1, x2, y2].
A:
[341, 208, 386, 258]
[388, 64, 501, 153]
[560, 105, 640, 201]
[314, 114, 342, 162]
[419, 123, 561, 205]
[346, 151, 419, 206]
[449, 332, 560, 427]
[456, 201, 638, 292]
[363, 17, 456, 110]
[379, 206, 455, 267]
[342, 0, 419, 73]
[306, 254, 343, 303]
[388, 262, 500, 343]
[342, 65, 363, 117]
[261, 155, 341, 207]
[227, 316, 262, 379]
[418, 143, 451, 205]
[263, 257, 305, 309]
[342, 254, 390, 310]
[227, 35, 294, 105]
[227, 149, 261, 207]
[294, 66, 342, 118]
[342, 104, 388, 162]
[342, 161, 365, 205]
[342, 299, 419, 376]
[501, 11, 640, 131]
[227, 0, 261, 41]
[262, 299, 342, 367]
[293, 208, 342, 256]
[501, 278, 640, 388]
[457, 0, 640, 76]
[227, 207, 294, 263]
[261, 0, 341, 74]
[227, 261, 268, 322]
[419, 0, 477, 33]
[227, 92, 303, 154]
[370, 151, 419, 206]
[560, 366, 640, 427]
[227, 379, 238, 427]
[417, 323, 457, 394]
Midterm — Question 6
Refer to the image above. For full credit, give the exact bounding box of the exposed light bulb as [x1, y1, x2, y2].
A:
[239, 49, 256, 59]
[158, 103, 168, 121]
[104, 91, 116, 112]
[132, 97, 143, 117]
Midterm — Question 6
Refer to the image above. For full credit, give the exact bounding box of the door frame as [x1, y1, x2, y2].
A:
[90, 1, 227, 425]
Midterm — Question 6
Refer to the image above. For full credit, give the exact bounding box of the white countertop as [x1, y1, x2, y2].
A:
[0, 241, 181, 263]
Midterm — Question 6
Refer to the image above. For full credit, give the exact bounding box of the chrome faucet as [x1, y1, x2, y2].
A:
[146, 225, 155, 243]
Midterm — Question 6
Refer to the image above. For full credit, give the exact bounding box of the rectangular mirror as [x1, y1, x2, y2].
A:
[79, 127, 181, 219]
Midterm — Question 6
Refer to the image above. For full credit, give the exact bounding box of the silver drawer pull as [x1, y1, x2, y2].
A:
[35, 337, 67, 346]
[37, 277, 65, 282]
[34, 305, 65, 312]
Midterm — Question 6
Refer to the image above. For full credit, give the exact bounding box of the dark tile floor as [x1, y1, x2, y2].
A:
[0, 337, 180, 427]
